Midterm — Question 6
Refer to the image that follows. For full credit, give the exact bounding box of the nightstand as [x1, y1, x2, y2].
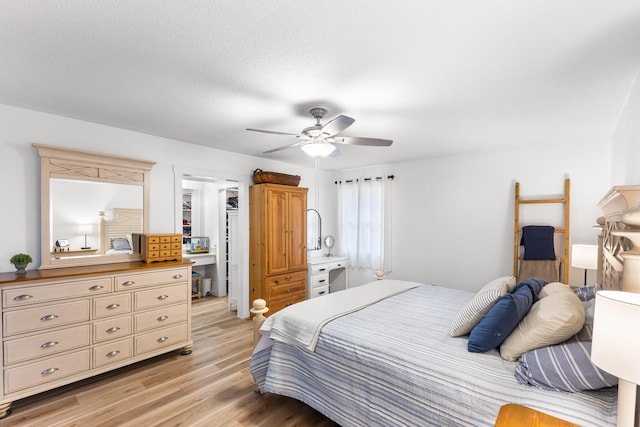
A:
[495, 404, 579, 427]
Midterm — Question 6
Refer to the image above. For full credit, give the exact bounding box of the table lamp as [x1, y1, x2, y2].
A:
[571, 244, 598, 286]
[78, 224, 93, 249]
[591, 290, 640, 427]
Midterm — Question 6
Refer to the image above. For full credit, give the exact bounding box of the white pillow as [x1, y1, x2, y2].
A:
[499, 290, 585, 361]
[449, 276, 515, 337]
[539, 281, 570, 298]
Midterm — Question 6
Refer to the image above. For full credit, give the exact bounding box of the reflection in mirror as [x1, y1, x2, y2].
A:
[35, 144, 155, 269]
[307, 209, 321, 251]
[50, 179, 143, 257]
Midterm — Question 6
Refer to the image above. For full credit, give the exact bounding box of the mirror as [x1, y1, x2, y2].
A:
[307, 209, 321, 251]
[35, 144, 155, 269]
[324, 235, 335, 257]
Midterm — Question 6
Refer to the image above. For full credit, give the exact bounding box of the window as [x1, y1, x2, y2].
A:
[337, 176, 392, 272]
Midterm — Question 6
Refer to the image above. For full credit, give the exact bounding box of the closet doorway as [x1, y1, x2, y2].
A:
[173, 166, 250, 319]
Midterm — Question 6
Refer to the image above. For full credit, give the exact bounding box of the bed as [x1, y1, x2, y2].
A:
[98, 208, 142, 254]
[250, 186, 640, 426]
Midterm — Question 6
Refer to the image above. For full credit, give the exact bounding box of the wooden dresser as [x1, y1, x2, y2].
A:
[0, 260, 192, 418]
[249, 183, 308, 316]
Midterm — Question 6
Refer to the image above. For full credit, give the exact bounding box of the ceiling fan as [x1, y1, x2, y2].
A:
[246, 107, 393, 157]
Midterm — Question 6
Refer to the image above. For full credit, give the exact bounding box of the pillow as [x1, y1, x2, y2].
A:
[449, 276, 515, 337]
[539, 281, 570, 298]
[499, 290, 585, 361]
[515, 323, 617, 392]
[111, 237, 132, 251]
[467, 280, 540, 352]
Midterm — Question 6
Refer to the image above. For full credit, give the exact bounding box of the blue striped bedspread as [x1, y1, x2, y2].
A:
[250, 283, 617, 426]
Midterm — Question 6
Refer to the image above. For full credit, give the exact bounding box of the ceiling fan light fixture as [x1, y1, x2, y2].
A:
[301, 140, 336, 157]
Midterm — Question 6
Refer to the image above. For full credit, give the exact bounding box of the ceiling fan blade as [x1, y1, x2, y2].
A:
[247, 128, 300, 137]
[320, 115, 355, 136]
[334, 136, 393, 146]
[263, 140, 307, 153]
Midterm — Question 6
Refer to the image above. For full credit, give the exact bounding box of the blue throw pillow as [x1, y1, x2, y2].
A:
[468, 279, 541, 352]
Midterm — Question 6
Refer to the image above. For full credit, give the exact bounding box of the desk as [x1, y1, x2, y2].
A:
[183, 252, 216, 297]
[307, 256, 350, 299]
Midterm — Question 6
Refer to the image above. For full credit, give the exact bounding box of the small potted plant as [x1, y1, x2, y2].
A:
[10, 253, 32, 274]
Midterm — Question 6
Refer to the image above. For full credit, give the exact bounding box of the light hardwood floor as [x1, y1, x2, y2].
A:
[0, 297, 335, 427]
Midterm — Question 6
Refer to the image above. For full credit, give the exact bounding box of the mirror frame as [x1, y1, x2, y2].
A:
[307, 209, 322, 251]
[35, 144, 155, 269]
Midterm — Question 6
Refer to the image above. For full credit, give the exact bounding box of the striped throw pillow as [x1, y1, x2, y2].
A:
[449, 276, 515, 337]
[514, 323, 617, 392]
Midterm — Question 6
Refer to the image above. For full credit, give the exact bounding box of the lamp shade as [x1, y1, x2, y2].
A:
[571, 244, 598, 270]
[591, 290, 640, 384]
[78, 224, 93, 235]
[301, 140, 336, 157]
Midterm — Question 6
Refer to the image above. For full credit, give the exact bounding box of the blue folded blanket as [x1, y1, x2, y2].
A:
[520, 225, 555, 260]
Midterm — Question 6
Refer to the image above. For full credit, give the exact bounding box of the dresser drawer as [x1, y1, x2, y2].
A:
[310, 285, 329, 298]
[93, 315, 132, 343]
[4, 300, 90, 337]
[134, 284, 188, 310]
[93, 293, 132, 318]
[3, 277, 111, 308]
[268, 293, 306, 314]
[93, 338, 133, 368]
[134, 323, 188, 356]
[4, 349, 90, 394]
[267, 277, 306, 300]
[310, 263, 331, 275]
[134, 304, 188, 333]
[309, 273, 329, 289]
[4, 325, 90, 365]
[329, 259, 350, 270]
[115, 268, 189, 291]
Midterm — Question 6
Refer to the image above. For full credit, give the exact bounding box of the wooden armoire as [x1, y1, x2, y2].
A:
[249, 183, 308, 316]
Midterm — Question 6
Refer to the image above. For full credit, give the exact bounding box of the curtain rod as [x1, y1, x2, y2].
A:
[334, 175, 394, 184]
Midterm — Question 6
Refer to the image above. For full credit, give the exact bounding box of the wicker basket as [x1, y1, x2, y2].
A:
[252, 169, 301, 186]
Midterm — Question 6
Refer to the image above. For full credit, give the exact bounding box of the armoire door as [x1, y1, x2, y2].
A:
[265, 187, 289, 275]
[288, 190, 307, 271]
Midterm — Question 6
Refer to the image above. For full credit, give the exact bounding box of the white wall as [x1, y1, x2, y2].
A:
[611, 67, 640, 184]
[331, 142, 610, 291]
[0, 103, 614, 296]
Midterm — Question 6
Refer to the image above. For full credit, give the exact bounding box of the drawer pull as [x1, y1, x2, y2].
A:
[41, 341, 59, 349]
[106, 350, 120, 358]
[318, 279, 326, 283]
[157, 315, 169, 321]
[157, 336, 169, 343]
[336, 263, 342, 267]
[122, 280, 135, 286]
[318, 291, 326, 295]
[41, 367, 59, 376]
[319, 268, 327, 272]
[106, 327, 120, 333]
[14, 294, 33, 301]
[285, 288, 292, 294]
[40, 314, 59, 322]
[89, 285, 104, 291]
[173, 274, 183, 279]
[285, 276, 292, 281]
[106, 304, 120, 310]
[157, 294, 169, 300]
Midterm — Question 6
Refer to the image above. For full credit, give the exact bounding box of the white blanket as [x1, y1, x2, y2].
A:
[260, 279, 421, 351]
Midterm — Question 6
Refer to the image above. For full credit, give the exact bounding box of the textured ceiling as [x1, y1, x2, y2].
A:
[1, 1, 640, 170]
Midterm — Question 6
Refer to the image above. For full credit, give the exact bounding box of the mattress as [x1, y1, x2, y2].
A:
[251, 284, 617, 426]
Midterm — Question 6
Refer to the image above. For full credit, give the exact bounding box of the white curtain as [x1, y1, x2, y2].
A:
[337, 177, 392, 272]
